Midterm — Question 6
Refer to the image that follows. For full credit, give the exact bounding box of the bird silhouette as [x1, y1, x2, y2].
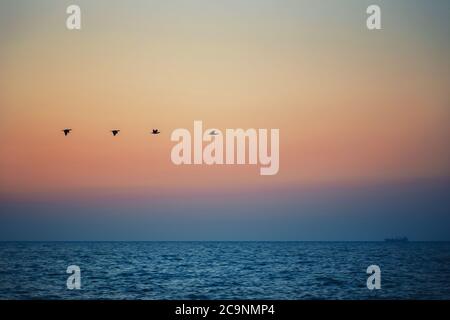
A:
[111, 130, 120, 136]
[62, 128, 72, 136]
[209, 130, 219, 135]
[152, 129, 160, 135]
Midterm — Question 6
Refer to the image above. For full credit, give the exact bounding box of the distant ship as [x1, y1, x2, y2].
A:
[384, 237, 409, 243]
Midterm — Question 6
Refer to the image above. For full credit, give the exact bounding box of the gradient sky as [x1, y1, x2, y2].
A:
[0, 0, 449, 240]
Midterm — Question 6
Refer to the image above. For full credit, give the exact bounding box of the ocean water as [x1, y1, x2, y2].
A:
[0, 241, 449, 300]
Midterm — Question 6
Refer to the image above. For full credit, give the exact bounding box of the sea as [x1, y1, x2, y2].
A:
[0, 241, 449, 300]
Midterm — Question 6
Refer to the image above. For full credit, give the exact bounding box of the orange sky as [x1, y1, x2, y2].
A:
[0, 0, 449, 200]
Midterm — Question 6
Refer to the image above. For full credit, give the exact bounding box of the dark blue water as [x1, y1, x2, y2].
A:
[0, 242, 449, 299]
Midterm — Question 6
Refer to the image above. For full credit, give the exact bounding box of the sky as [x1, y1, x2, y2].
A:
[0, 0, 449, 240]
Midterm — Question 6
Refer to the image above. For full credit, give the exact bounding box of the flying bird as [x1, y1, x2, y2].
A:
[111, 130, 120, 136]
[62, 128, 72, 136]
[152, 129, 160, 135]
[209, 130, 219, 136]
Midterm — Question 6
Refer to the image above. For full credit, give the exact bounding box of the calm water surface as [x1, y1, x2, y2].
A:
[0, 242, 449, 299]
